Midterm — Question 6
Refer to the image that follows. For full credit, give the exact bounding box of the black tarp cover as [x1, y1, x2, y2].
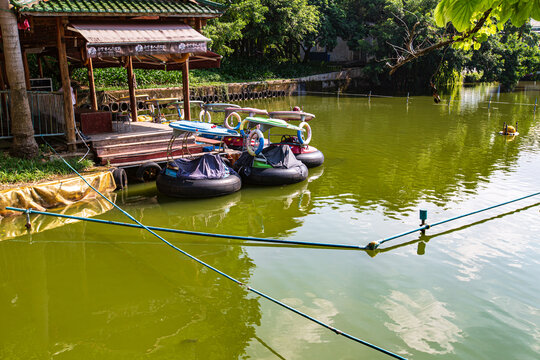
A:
[170, 153, 231, 180]
[236, 144, 304, 169]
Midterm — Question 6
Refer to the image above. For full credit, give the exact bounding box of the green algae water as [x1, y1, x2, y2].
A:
[2, 83, 540, 359]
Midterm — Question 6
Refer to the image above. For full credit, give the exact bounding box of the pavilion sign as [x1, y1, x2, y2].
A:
[70, 22, 209, 59]
[86, 41, 207, 58]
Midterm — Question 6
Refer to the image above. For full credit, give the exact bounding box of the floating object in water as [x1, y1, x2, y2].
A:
[499, 121, 519, 136]
[157, 154, 241, 198]
[235, 145, 308, 185]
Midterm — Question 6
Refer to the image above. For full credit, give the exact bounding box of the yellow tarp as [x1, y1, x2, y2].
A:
[0, 171, 116, 218]
[0, 195, 116, 241]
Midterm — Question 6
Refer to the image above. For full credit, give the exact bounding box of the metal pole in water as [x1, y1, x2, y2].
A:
[407, 92, 409, 104]
[419, 210, 428, 235]
[534, 98, 537, 115]
[488, 94, 492, 109]
[368, 91, 372, 102]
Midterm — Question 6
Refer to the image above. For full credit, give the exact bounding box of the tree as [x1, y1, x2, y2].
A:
[301, 0, 348, 62]
[204, 0, 319, 61]
[389, 0, 540, 74]
[0, 0, 38, 158]
[465, 23, 540, 90]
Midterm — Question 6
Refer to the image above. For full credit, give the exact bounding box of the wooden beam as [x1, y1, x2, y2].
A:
[126, 56, 138, 122]
[56, 17, 76, 151]
[182, 55, 190, 120]
[22, 50, 31, 89]
[37, 55, 43, 77]
[86, 58, 98, 111]
[195, 18, 202, 32]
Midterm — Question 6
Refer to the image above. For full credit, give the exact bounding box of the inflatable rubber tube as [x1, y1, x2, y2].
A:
[156, 172, 241, 198]
[120, 102, 129, 112]
[239, 118, 251, 137]
[177, 106, 184, 120]
[112, 167, 128, 190]
[240, 164, 308, 185]
[297, 122, 312, 145]
[247, 129, 264, 156]
[100, 104, 111, 112]
[225, 112, 242, 130]
[199, 109, 212, 123]
[296, 149, 324, 168]
[110, 102, 120, 112]
[136, 162, 161, 182]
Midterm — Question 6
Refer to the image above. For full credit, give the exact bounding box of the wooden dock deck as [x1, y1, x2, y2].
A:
[87, 122, 240, 169]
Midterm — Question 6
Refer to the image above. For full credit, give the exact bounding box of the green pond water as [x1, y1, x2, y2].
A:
[2, 83, 540, 359]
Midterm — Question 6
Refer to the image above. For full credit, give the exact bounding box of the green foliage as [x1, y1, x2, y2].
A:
[465, 24, 540, 90]
[463, 69, 483, 83]
[0, 151, 93, 184]
[71, 58, 332, 90]
[340, 0, 467, 91]
[434, 0, 540, 50]
[204, 0, 319, 61]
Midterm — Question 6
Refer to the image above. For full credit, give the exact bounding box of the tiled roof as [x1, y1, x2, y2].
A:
[13, 0, 226, 16]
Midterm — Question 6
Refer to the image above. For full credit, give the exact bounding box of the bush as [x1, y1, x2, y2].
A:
[71, 58, 332, 90]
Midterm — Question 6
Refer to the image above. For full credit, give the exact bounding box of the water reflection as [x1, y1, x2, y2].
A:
[297, 85, 540, 218]
[0, 195, 116, 241]
[378, 289, 462, 355]
[0, 208, 262, 359]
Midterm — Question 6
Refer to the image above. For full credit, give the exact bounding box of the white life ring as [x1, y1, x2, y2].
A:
[225, 112, 242, 130]
[297, 121, 312, 145]
[199, 109, 212, 122]
[247, 129, 264, 156]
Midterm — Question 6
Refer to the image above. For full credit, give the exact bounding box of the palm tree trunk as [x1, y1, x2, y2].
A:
[0, 0, 38, 158]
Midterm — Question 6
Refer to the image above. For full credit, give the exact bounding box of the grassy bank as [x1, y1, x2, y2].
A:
[72, 58, 335, 90]
[0, 151, 93, 186]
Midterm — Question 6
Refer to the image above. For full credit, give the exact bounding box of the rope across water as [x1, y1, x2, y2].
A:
[33, 138, 407, 359]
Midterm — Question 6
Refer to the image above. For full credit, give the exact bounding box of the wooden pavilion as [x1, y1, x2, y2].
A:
[1, 0, 225, 150]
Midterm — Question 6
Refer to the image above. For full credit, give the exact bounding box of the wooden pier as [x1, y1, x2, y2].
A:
[88, 122, 240, 169]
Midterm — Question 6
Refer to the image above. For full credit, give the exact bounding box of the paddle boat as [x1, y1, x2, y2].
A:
[222, 107, 270, 148]
[169, 100, 204, 120]
[199, 103, 241, 123]
[156, 120, 242, 198]
[268, 110, 324, 168]
[233, 116, 308, 185]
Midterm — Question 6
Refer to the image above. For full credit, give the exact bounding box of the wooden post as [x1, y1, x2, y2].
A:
[56, 17, 76, 151]
[182, 55, 190, 120]
[37, 55, 43, 78]
[195, 18, 202, 32]
[22, 50, 31, 89]
[86, 58, 98, 111]
[126, 56, 137, 122]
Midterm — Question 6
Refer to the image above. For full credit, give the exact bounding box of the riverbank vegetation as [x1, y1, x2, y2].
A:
[0, 151, 93, 185]
[68, 0, 540, 94]
[36, 0, 540, 94]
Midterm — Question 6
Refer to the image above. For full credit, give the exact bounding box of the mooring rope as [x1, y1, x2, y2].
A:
[6, 206, 366, 250]
[368, 191, 540, 249]
[35, 139, 406, 359]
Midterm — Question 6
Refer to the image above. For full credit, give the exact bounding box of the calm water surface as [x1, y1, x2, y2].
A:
[1, 83, 540, 359]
